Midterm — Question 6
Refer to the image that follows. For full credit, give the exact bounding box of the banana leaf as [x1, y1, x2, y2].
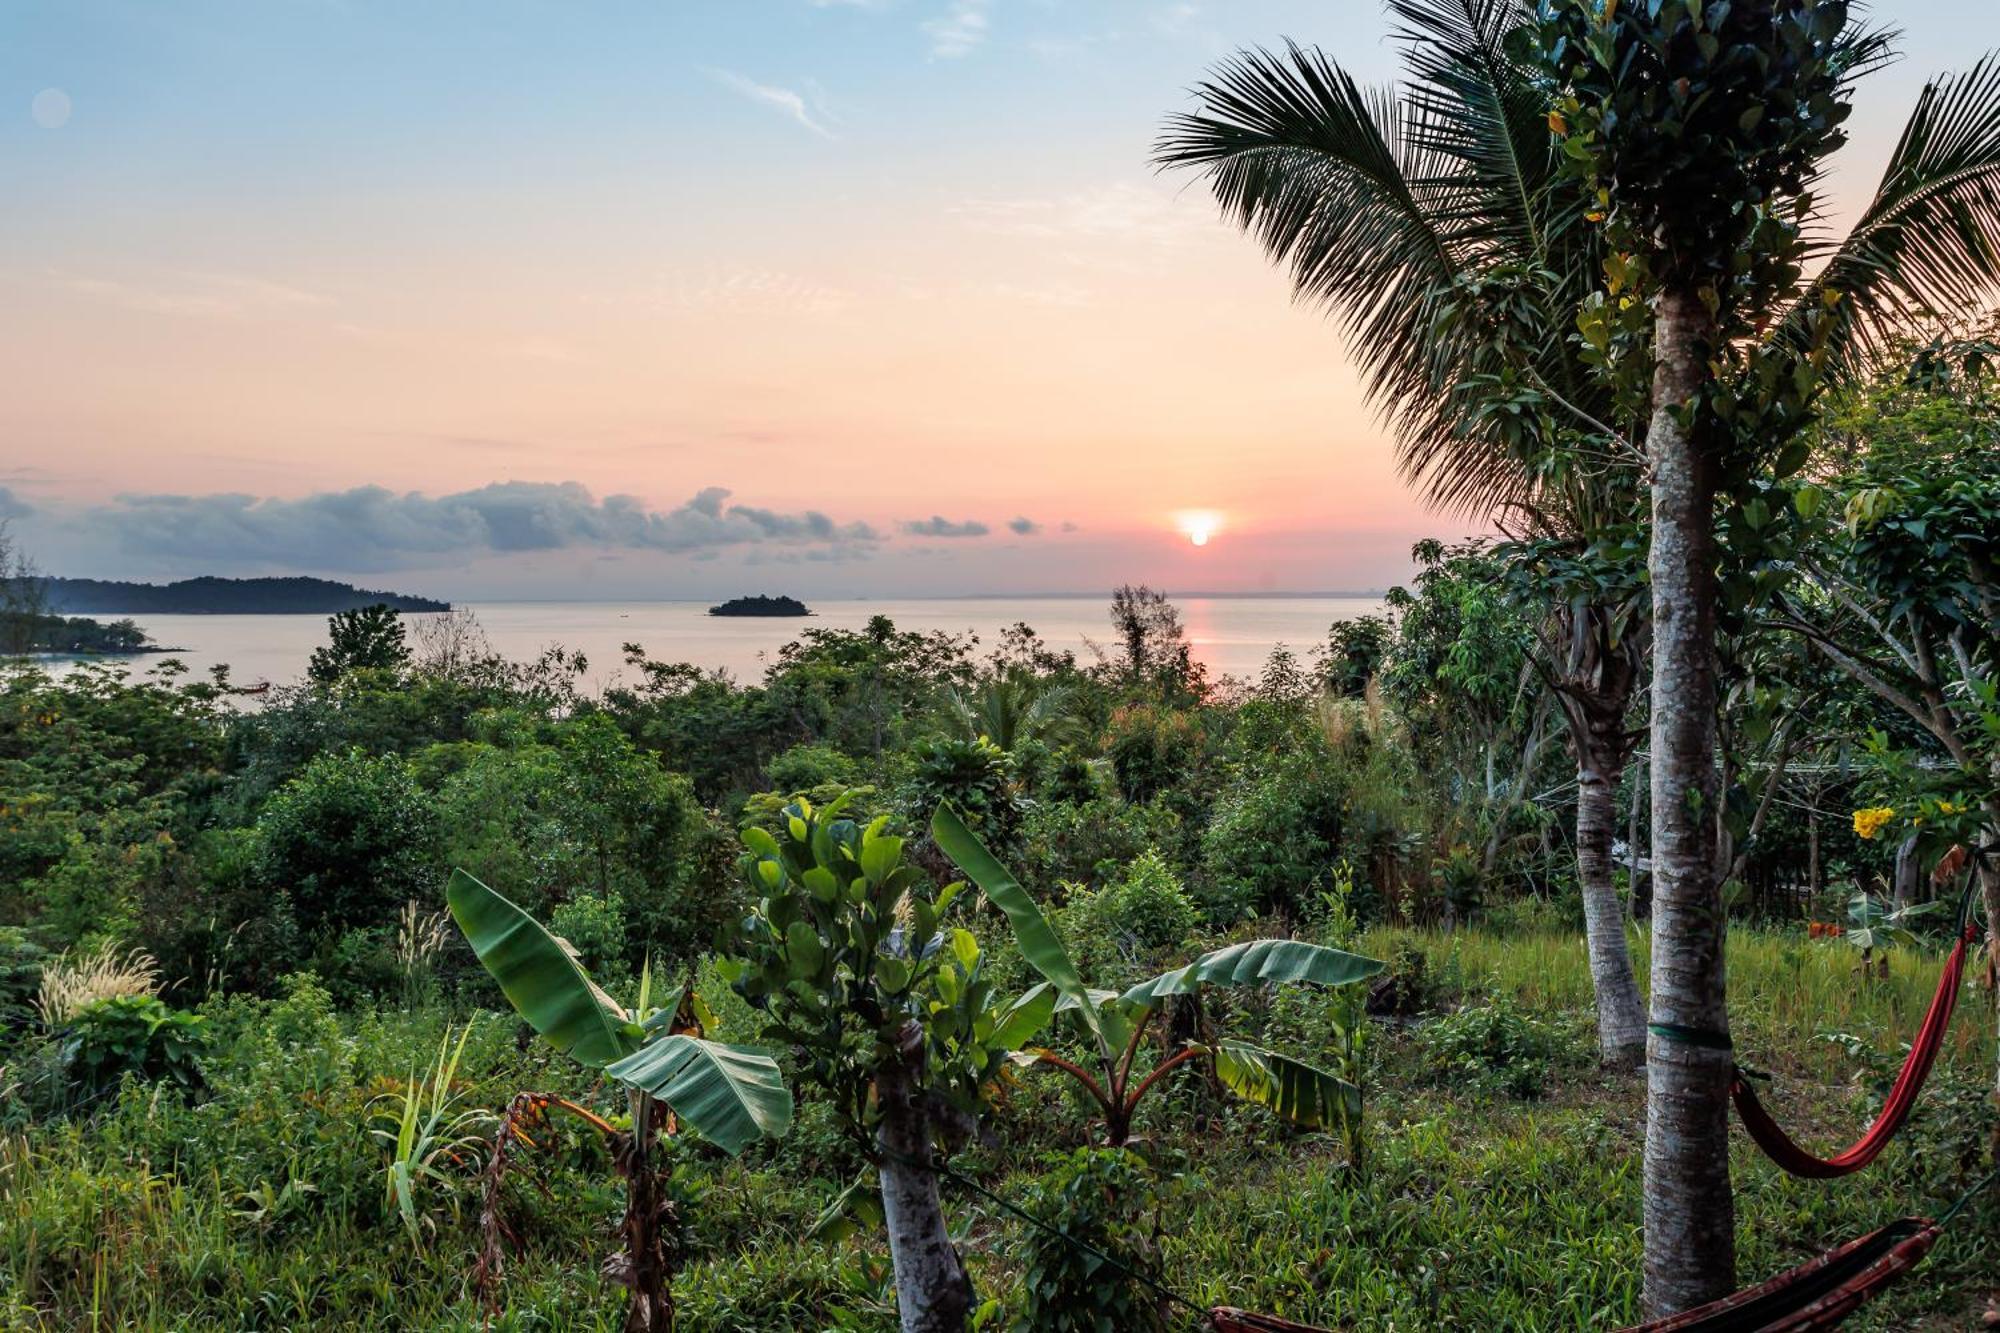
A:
[446, 869, 640, 1068]
[1212, 1039, 1360, 1131]
[931, 804, 1104, 1043]
[605, 1035, 793, 1155]
[1120, 938, 1383, 1012]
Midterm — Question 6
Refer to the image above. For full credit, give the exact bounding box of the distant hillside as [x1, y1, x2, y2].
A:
[45, 576, 450, 615]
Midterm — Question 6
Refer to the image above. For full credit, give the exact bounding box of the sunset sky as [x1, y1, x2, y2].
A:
[5, 1, 1996, 600]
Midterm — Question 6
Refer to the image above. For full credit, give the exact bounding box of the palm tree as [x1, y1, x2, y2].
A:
[1155, 0, 1652, 1065]
[938, 676, 1084, 752]
[1158, 0, 2000, 1312]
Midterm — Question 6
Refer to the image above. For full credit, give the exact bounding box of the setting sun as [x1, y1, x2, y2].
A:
[1175, 510, 1224, 548]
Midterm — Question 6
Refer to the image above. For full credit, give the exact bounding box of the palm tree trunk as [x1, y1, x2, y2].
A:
[1629, 751, 1648, 921]
[1641, 285, 1735, 1319]
[1578, 744, 1646, 1067]
[876, 1024, 972, 1333]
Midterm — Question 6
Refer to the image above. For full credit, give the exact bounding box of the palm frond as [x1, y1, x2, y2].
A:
[1781, 54, 2000, 379]
[1389, 0, 1554, 261]
[1156, 16, 1623, 520]
[1154, 43, 1469, 479]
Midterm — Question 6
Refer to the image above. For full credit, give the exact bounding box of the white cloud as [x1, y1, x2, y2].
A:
[48, 269, 332, 319]
[1154, 3, 1199, 36]
[629, 266, 854, 316]
[950, 183, 1203, 248]
[708, 68, 834, 138]
[924, 0, 991, 57]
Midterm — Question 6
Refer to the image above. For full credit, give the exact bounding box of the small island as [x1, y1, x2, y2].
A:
[2, 611, 164, 656]
[707, 594, 812, 617]
[45, 575, 449, 615]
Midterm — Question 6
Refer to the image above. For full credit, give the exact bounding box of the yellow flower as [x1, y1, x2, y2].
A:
[1938, 800, 1965, 816]
[1852, 806, 1896, 841]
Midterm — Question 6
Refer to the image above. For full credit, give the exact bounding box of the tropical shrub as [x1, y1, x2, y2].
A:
[728, 794, 1053, 1332]
[255, 750, 439, 942]
[1009, 1147, 1170, 1333]
[1059, 850, 1201, 975]
[59, 994, 206, 1101]
[1419, 994, 1576, 1101]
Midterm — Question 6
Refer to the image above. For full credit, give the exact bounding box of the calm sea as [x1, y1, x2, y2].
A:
[67, 596, 1389, 694]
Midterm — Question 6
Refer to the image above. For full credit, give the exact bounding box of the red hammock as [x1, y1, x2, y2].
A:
[1209, 1217, 1940, 1333]
[1732, 922, 1979, 1179]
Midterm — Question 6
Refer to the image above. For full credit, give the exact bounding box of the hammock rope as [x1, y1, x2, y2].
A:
[1730, 920, 1980, 1178]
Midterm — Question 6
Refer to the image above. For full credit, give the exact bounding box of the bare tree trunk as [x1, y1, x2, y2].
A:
[1641, 287, 1734, 1319]
[876, 1025, 972, 1333]
[1629, 752, 1649, 922]
[1579, 752, 1647, 1066]
[615, 1090, 675, 1333]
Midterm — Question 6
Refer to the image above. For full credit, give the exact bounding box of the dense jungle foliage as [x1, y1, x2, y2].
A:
[1, 339, 1995, 1330]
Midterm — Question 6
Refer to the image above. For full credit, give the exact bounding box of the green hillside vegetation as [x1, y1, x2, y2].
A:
[45, 575, 449, 615]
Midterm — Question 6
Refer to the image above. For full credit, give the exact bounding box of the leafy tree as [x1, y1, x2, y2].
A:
[429, 713, 723, 966]
[1316, 615, 1391, 699]
[0, 520, 50, 659]
[726, 795, 1053, 1333]
[307, 604, 410, 685]
[1778, 335, 2000, 942]
[1537, 2, 2000, 1313]
[254, 750, 439, 946]
[1108, 585, 1205, 699]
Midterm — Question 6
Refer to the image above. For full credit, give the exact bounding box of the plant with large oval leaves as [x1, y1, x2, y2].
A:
[446, 869, 791, 1332]
[725, 793, 1054, 1333]
[932, 804, 1382, 1148]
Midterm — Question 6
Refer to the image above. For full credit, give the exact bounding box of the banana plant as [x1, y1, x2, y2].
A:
[932, 805, 1383, 1147]
[447, 869, 792, 1333]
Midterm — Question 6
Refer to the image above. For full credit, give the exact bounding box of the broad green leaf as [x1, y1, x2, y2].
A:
[786, 920, 826, 980]
[983, 984, 1057, 1051]
[1120, 938, 1383, 1011]
[446, 869, 637, 1068]
[931, 804, 1099, 1040]
[605, 1035, 793, 1155]
[808, 1171, 883, 1245]
[1212, 1039, 1360, 1131]
[860, 835, 903, 884]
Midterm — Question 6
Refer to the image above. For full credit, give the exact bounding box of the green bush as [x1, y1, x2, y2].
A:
[1418, 994, 1576, 1100]
[1059, 850, 1200, 974]
[0, 927, 46, 1034]
[901, 734, 1021, 847]
[763, 742, 861, 794]
[1008, 1147, 1170, 1333]
[255, 750, 440, 942]
[1017, 797, 1180, 892]
[548, 892, 630, 983]
[59, 994, 206, 1101]
[1198, 754, 1341, 922]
